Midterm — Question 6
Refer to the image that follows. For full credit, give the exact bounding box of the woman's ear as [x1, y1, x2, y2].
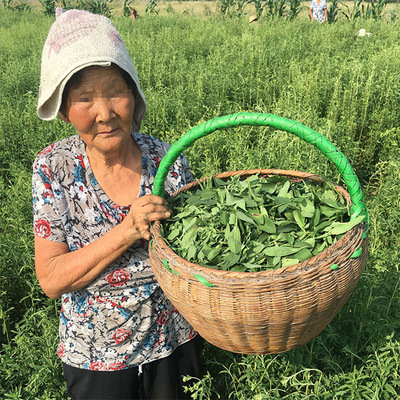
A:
[58, 110, 70, 123]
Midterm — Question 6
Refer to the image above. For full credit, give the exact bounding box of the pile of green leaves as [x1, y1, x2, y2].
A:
[162, 175, 364, 272]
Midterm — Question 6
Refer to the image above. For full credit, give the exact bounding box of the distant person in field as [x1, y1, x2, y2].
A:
[309, 0, 327, 23]
[249, 15, 259, 25]
[130, 8, 138, 19]
[33, 8, 202, 400]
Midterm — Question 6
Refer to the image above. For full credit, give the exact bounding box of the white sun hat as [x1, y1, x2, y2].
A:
[37, 8, 146, 133]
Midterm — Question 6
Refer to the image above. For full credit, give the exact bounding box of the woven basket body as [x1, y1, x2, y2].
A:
[149, 113, 369, 354]
[150, 170, 368, 354]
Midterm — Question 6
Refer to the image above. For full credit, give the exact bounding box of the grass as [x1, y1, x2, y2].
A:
[1, 8, 400, 399]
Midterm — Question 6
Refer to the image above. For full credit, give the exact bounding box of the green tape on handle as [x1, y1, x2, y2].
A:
[153, 113, 368, 222]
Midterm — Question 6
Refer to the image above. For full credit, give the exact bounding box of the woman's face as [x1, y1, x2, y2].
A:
[60, 65, 136, 155]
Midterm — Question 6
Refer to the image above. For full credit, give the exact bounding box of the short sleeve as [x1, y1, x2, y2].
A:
[164, 152, 193, 195]
[32, 154, 68, 243]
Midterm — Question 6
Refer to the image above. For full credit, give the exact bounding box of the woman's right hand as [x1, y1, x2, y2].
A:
[121, 194, 171, 242]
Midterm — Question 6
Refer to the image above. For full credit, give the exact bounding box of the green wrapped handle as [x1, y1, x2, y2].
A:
[153, 113, 368, 222]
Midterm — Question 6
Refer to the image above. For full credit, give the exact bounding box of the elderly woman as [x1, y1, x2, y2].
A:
[33, 8, 202, 400]
[309, 0, 327, 23]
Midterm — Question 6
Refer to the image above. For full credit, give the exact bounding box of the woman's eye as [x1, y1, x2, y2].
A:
[79, 97, 92, 102]
[108, 89, 129, 98]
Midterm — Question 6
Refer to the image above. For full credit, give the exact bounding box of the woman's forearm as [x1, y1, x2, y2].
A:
[35, 222, 139, 299]
[35, 194, 170, 299]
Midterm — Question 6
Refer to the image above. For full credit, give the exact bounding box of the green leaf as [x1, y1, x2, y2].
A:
[227, 223, 242, 254]
[299, 198, 315, 218]
[220, 251, 241, 270]
[323, 215, 365, 235]
[235, 210, 255, 225]
[167, 229, 181, 241]
[180, 228, 197, 250]
[263, 246, 300, 257]
[293, 209, 306, 231]
[207, 246, 221, 261]
[277, 180, 291, 197]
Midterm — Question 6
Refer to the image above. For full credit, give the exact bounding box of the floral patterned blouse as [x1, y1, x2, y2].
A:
[32, 132, 197, 371]
[310, 0, 327, 23]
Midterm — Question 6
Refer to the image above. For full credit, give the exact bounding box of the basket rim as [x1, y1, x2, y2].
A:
[150, 169, 368, 284]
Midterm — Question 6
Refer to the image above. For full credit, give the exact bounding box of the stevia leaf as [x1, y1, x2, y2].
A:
[277, 180, 291, 197]
[187, 244, 197, 261]
[199, 188, 216, 200]
[235, 198, 247, 211]
[180, 229, 197, 250]
[250, 212, 263, 225]
[310, 208, 321, 228]
[217, 189, 226, 204]
[220, 210, 229, 225]
[263, 246, 300, 257]
[319, 205, 340, 218]
[281, 258, 299, 268]
[207, 246, 221, 261]
[293, 248, 313, 261]
[314, 220, 335, 234]
[293, 209, 306, 231]
[220, 252, 241, 270]
[227, 223, 242, 254]
[225, 188, 236, 206]
[242, 263, 265, 270]
[245, 197, 258, 208]
[277, 222, 298, 233]
[230, 265, 247, 272]
[167, 229, 181, 241]
[182, 217, 197, 232]
[213, 177, 228, 187]
[294, 240, 313, 249]
[300, 199, 315, 218]
[235, 210, 255, 225]
[323, 215, 365, 235]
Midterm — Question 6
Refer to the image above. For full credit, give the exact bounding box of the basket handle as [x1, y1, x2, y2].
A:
[153, 113, 368, 222]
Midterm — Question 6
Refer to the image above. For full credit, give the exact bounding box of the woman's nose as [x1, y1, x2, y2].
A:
[94, 97, 116, 123]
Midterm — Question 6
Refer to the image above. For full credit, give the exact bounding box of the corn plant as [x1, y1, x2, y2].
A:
[123, 0, 133, 17]
[265, 0, 287, 19]
[342, 0, 363, 22]
[287, 0, 305, 21]
[217, 0, 236, 17]
[74, 0, 114, 17]
[0, 0, 14, 7]
[39, 0, 56, 15]
[327, 0, 340, 23]
[253, 0, 265, 19]
[364, 0, 388, 21]
[145, 0, 159, 14]
[0, 0, 30, 10]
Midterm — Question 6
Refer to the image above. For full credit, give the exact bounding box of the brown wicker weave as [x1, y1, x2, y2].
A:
[149, 169, 368, 354]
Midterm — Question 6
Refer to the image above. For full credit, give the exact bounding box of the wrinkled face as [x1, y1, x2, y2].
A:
[60, 65, 135, 154]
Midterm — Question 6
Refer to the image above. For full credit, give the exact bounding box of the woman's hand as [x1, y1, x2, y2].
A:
[121, 194, 171, 242]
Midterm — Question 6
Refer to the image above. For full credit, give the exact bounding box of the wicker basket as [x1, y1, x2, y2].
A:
[149, 113, 369, 354]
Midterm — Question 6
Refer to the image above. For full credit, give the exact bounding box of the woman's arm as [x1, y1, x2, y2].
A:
[323, 7, 327, 22]
[309, 7, 314, 21]
[35, 194, 170, 299]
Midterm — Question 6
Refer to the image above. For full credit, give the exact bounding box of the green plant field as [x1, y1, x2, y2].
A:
[1, 8, 400, 399]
